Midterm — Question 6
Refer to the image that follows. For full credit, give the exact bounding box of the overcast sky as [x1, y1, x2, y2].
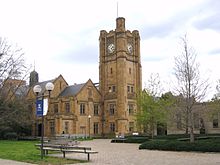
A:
[0, 0, 220, 100]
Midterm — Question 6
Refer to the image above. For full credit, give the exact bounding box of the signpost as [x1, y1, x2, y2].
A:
[36, 99, 44, 116]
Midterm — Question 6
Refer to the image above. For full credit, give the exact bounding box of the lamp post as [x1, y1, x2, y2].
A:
[88, 115, 91, 138]
[33, 82, 54, 159]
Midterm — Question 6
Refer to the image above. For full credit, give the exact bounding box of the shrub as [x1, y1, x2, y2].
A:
[4, 132, 18, 140]
[154, 134, 190, 140]
[139, 138, 220, 152]
[111, 135, 149, 143]
[125, 136, 149, 143]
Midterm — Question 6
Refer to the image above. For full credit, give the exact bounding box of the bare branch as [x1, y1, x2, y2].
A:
[172, 34, 209, 142]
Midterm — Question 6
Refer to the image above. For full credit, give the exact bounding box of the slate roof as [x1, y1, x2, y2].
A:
[59, 83, 85, 97]
[15, 85, 29, 96]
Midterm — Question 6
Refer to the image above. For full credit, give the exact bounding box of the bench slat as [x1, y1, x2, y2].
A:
[62, 149, 98, 154]
[35, 143, 98, 161]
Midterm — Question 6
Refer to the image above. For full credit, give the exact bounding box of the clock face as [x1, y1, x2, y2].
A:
[107, 43, 115, 54]
[127, 44, 133, 54]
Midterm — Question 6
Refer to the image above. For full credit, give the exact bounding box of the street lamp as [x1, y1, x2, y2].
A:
[88, 115, 91, 138]
[33, 82, 54, 159]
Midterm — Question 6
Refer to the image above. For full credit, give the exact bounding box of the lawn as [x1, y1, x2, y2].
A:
[0, 140, 86, 164]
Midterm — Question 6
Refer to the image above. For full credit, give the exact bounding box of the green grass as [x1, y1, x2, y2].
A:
[0, 140, 86, 164]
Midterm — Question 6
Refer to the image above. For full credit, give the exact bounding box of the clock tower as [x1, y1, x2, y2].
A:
[99, 17, 142, 136]
[99, 17, 142, 135]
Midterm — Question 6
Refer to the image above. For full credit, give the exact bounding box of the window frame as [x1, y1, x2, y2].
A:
[94, 104, 99, 116]
[65, 102, 70, 113]
[94, 122, 99, 134]
[80, 103, 85, 115]
[109, 104, 115, 115]
[110, 122, 115, 132]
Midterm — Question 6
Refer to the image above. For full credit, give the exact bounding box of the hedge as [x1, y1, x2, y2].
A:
[139, 138, 220, 152]
[111, 136, 149, 143]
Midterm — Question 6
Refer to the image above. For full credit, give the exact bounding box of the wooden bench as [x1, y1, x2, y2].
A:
[61, 146, 98, 161]
[35, 144, 98, 161]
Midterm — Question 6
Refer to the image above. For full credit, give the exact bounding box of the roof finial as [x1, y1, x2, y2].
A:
[34, 60, 35, 71]
[117, 1, 119, 18]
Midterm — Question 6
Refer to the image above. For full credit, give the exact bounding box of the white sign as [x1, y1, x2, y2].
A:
[43, 98, 48, 116]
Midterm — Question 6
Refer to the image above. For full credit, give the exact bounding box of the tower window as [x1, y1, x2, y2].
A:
[109, 104, 115, 115]
[112, 86, 116, 92]
[131, 86, 134, 93]
[110, 68, 113, 74]
[128, 104, 134, 115]
[127, 85, 134, 93]
[129, 68, 131, 74]
[127, 86, 130, 92]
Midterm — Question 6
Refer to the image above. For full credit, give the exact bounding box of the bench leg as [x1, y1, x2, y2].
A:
[63, 151, 65, 158]
[87, 153, 90, 161]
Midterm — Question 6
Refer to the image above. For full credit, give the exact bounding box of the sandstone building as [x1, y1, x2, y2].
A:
[27, 17, 142, 137]
[26, 17, 220, 137]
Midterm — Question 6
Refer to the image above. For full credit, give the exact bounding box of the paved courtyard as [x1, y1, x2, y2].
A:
[1, 139, 220, 165]
[65, 139, 220, 165]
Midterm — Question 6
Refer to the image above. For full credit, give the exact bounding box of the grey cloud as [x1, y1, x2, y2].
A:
[193, 12, 220, 31]
[140, 1, 216, 40]
[192, 0, 220, 31]
[140, 10, 195, 39]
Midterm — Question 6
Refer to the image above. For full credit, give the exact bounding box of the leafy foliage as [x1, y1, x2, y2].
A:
[136, 90, 174, 138]
[0, 99, 32, 139]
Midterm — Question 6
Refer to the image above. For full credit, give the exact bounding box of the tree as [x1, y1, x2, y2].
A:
[173, 35, 209, 143]
[207, 80, 220, 128]
[0, 37, 31, 138]
[136, 73, 172, 138]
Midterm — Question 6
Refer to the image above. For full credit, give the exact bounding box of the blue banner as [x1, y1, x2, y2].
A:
[36, 99, 44, 117]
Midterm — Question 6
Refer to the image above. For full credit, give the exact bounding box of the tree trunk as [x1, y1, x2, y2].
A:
[190, 126, 194, 143]
[185, 110, 189, 134]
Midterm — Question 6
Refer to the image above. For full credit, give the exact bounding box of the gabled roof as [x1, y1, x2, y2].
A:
[59, 83, 85, 97]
